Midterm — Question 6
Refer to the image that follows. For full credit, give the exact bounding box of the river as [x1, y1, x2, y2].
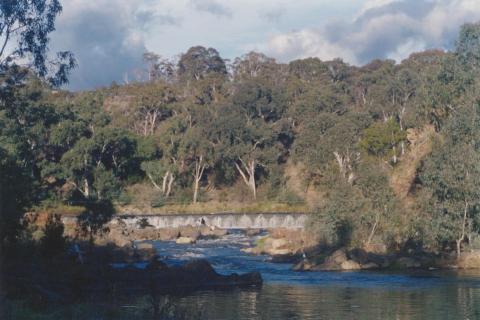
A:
[147, 231, 480, 320]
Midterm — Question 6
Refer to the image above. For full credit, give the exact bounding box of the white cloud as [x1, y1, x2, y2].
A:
[189, 0, 233, 18]
[264, 0, 480, 65]
[50, 0, 480, 89]
[51, 0, 180, 90]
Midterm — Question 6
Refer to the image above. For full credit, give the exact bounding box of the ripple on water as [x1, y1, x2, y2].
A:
[150, 232, 480, 319]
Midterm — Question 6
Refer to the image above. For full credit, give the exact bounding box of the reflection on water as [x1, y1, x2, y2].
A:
[173, 283, 480, 320]
[143, 232, 480, 320]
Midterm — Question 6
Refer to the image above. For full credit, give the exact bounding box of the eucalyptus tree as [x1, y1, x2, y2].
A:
[294, 112, 371, 185]
[420, 104, 480, 256]
[58, 128, 137, 200]
[0, 0, 75, 86]
[455, 22, 480, 69]
[232, 51, 277, 81]
[177, 46, 227, 82]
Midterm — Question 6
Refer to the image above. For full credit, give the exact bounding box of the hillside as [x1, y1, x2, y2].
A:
[4, 23, 480, 256]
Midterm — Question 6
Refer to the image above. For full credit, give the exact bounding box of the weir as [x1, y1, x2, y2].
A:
[119, 212, 308, 229]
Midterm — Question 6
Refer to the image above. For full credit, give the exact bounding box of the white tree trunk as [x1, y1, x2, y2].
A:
[192, 156, 206, 204]
[235, 159, 257, 200]
[83, 178, 90, 198]
[147, 173, 162, 190]
[166, 172, 174, 197]
[457, 201, 469, 258]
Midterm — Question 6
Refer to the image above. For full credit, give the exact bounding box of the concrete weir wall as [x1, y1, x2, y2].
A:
[121, 213, 308, 229]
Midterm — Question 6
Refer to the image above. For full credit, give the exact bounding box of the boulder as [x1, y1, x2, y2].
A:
[340, 260, 361, 270]
[177, 226, 201, 240]
[312, 249, 349, 271]
[328, 249, 348, 264]
[136, 242, 153, 250]
[176, 237, 196, 244]
[241, 247, 256, 254]
[111, 234, 131, 247]
[199, 226, 227, 239]
[394, 257, 421, 269]
[269, 248, 292, 256]
[245, 229, 262, 236]
[348, 248, 369, 264]
[159, 228, 180, 241]
[361, 262, 379, 270]
[270, 238, 288, 249]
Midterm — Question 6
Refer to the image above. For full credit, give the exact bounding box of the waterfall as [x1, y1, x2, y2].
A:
[66, 212, 308, 230]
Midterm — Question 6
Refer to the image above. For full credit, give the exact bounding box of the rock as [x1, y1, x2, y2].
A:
[340, 260, 361, 270]
[312, 249, 349, 271]
[366, 252, 391, 268]
[270, 238, 288, 249]
[245, 228, 262, 236]
[269, 248, 292, 256]
[361, 262, 379, 270]
[293, 260, 314, 271]
[271, 254, 299, 263]
[136, 242, 153, 250]
[329, 249, 348, 265]
[394, 257, 421, 269]
[241, 247, 256, 254]
[348, 248, 369, 264]
[112, 235, 131, 247]
[183, 259, 216, 276]
[177, 226, 201, 240]
[176, 236, 196, 244]
[199, 226, 227, 239]
[159, 228, 180, 241]
[170, 259, 263, 288]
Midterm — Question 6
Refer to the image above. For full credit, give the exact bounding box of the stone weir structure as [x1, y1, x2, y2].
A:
[119, 212, 308, 229]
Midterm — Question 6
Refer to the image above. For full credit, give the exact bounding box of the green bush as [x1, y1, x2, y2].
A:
[151, 193, 166, 208]
[117, 191, 133, 205]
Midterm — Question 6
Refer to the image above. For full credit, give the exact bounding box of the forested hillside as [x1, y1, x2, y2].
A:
[3, 22, 480, 256]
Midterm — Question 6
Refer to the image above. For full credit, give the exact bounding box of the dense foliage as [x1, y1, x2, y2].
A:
[3, 7, 480, 256]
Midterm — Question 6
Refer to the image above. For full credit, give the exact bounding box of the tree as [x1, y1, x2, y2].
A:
[135, 84, 175, 136]
[58, 128, 137, 200]
[143, 51, 175, 82]
[213, 106, 279, 200]
[177, 46, 227, 81]
[0, 146, 32, 246]
[420, 105, 480, 256]
[232, 51, 277, 81]
[359, 119, 406, 164]
[456, 22, 480, 69]
[0, 0, 75, 86]
[294, 112, 371, 185]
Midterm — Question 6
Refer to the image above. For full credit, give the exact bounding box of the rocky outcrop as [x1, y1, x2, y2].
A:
[176, 237, 196, 244]
[94, 219, 228, 246]
[108, 258, 263, 293]
[242, 229, 315, 261]
[293, 248, 431, 271]
[306, 249, 363, 271]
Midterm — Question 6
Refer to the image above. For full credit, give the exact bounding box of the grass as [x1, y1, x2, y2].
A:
[31, 200, 310, 217]
[32, 203, 86, 216]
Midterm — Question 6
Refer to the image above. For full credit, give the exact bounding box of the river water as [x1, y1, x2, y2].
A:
[150, 231, 480, 320]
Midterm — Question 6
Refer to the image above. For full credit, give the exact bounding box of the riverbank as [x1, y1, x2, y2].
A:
[1, 238, 262, 319]
[242, 230, 480, 271]
[24, 210, 480, 272]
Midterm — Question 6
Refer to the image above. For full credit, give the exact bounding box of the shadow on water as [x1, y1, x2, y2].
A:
[173, 282, 480, 320]
[149, 231, 480, 320]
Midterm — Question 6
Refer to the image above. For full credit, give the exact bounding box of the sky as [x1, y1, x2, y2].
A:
[49, 0, 480, 90]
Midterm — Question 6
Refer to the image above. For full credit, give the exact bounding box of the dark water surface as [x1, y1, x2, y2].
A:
[150, 231, 480, 320]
